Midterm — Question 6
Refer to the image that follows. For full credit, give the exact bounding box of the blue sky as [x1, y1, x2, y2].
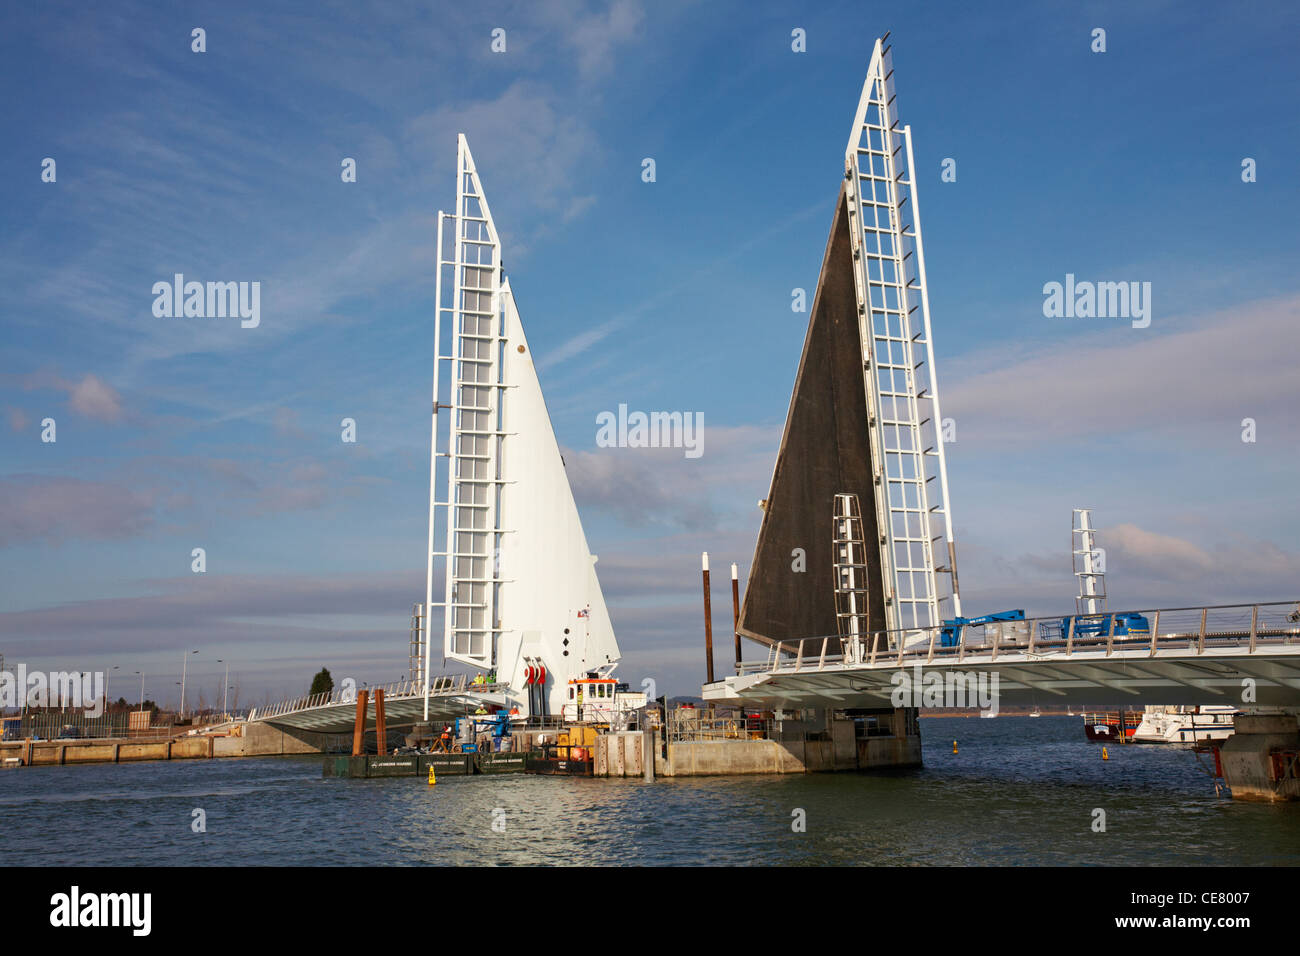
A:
[2, 0, 1299, 706]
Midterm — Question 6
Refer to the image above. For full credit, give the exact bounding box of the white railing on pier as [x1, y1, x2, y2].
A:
[734, 600, 1300, 677]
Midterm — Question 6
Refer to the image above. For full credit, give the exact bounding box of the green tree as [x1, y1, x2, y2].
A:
[309, 668, 334, 697]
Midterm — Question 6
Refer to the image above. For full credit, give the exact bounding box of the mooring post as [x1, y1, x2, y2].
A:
[702, 552, 715, 684]
[352, 689, 369, 756]
[642, 712, 655, 783]
[374, 688, 388, 756]
[731, 562, 741, 673]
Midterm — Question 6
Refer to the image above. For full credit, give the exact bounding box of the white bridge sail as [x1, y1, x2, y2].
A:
[422, 135, 620, 718]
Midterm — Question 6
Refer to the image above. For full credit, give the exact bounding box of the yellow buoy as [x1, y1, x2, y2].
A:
[428, 766, 437, 785]
[952, 740, 958, 754]
[1101, 747, 1109, 761]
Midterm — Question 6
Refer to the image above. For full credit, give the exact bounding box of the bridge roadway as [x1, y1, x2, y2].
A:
[704, 600, 1300, 708]
[247, 674, 508, 735]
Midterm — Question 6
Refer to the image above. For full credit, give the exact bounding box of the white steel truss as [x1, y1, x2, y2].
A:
[832, 493, 871, 661]
[425, 135, 508, 707]
[1073, 508, 1108, 615]
[844, 34, 961, 637]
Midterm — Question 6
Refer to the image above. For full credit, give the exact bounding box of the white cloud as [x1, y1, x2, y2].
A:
[68, 373, 124, 422]
[404, 81, 603, 237]
[562, 0, 645, 79]
[944, 293, 1300, 448]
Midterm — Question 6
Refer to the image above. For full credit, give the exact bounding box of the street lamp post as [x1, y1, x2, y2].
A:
[104, 665, 119, 712]
[216, 659, 230, 718]
[179, 650, 198, 719]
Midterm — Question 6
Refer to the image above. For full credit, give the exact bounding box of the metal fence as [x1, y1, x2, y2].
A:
[664, 708, 771, 742]
[737, 600, 1300, 675]
[1, 712, 130, 741]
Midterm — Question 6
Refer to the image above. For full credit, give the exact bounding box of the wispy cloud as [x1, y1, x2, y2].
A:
[945, 293, 1300, 448]
[0, 475, 155, 547]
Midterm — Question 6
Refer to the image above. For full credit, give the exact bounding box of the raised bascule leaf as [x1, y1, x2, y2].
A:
[422, 136, 620, 719]
[741, 36, 960, 652]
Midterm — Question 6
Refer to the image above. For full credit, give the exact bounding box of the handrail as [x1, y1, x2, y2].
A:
[251, 672, 505, 721]
[732, 600, 1300, 675]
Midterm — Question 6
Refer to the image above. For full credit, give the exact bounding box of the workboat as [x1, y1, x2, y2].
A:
[561, 674, 644, 726]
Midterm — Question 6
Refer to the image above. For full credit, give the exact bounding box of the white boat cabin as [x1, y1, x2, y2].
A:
[561, 676, 645, 724]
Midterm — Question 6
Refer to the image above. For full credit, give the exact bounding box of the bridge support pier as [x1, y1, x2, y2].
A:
[1218, 710, 1300, 801]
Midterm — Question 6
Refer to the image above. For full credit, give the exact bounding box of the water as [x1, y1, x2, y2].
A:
[3, 717, 1297, 866]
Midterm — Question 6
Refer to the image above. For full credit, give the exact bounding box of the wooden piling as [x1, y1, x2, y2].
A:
[352, 690, 369, 756]
[374, 688, 388, 756]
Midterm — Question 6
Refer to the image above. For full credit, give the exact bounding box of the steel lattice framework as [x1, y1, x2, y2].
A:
[427, 135, 507, 685]
[843, 35, 961, 636]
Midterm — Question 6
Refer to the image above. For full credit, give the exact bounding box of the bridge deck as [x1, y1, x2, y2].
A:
[707, 601, 1300, 708]
[248, 676, 509, 734]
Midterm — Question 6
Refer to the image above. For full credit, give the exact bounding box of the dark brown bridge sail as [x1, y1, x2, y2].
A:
[738, 185, 888, 648]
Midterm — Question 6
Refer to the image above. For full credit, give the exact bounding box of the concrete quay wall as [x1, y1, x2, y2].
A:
[0, 719, 330, 768]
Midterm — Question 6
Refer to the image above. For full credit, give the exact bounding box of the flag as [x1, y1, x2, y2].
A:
[577, 608, 589, 618]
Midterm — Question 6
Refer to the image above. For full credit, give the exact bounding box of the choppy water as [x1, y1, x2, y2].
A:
[2, 717, 1297, 866]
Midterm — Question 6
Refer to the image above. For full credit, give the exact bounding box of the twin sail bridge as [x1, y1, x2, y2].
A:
[242, 35, 1299, 799]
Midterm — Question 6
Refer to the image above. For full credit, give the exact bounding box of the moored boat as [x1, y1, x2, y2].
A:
[1131, 705, 1236, 745]
[1082, 710, 1141, 742]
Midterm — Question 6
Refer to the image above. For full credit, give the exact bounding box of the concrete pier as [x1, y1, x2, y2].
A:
[1218, 711, 1300, 801]
[637, 706, 921, 778]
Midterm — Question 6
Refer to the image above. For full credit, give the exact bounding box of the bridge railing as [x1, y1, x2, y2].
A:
[735, 600, 1300, 675]
[250, 673, 501, 722]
